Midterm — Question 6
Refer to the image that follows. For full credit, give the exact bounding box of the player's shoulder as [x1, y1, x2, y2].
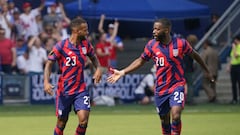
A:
[53, 39, 68, 51]
[173, 37, 188, 47]
[146, 39, 157, 46]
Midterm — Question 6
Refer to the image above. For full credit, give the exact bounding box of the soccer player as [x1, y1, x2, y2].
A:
[107, 18, 214, 135]
[44, 17, 102, 135]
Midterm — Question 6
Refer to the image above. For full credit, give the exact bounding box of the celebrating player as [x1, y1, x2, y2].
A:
[44, 17, 102, 135]
[107, 18, 214, 135]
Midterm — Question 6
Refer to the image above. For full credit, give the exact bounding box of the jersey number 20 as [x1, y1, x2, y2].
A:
[155, 57, 164, 66]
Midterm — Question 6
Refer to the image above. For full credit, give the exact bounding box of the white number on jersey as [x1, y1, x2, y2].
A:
[66, 56, 77, 66]
[155, 57, 164, 66]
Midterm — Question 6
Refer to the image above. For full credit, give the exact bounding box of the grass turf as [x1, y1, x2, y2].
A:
[0, 103, 240, 135]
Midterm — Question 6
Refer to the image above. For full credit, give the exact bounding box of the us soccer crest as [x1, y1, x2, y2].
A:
[173, 49, 178, 57]
[82, 47, 87, 54]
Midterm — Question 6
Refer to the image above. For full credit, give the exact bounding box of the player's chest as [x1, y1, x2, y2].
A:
[152, 45, 183, 66]
[62, 46, 87, 66]
[153, 44, 183, 57]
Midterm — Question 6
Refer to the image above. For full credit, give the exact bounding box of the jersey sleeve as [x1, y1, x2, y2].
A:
[141, 40, 154, 61]
[182, 39, 193, 55]
[48, 42, 62, 61]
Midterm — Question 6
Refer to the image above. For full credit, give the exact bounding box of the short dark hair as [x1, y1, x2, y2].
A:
[70, 17, 87, 30]
[155, 18, 172, 30]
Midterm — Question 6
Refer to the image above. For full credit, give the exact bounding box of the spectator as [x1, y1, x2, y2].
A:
[43, 3, 62, 27]
[15, 36, 27, 56]
[40, 23, 62, 42]
[16, 49, 29, 74]
[227, 35, 240, 104]
[0, 27, 16, 74]
[184, 34, 198, 105]
[98, 14, 124, 68]
[27, 36, 47, 73]
[96, 21, 119, 73]
[36, 14, 43, 34]
[95, 33, 111, 73]
[55, 2, 71, 40]
[43, 2, 70, 40]
[201, 40, 219, 102]
[47, 1, 62, 17]
[134, 65, 155, 105]
[7, 0, 19, 16]
[19, 1, 44, 39]
[0, 3, 13, 39]
[12, 10, 23, 40]
[205, 14, 219, 32]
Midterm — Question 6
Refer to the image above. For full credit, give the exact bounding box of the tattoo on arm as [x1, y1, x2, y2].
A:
[89, 55, 100, 69]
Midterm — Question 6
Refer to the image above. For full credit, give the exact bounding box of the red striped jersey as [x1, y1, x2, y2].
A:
[48, 38, 94, 96]
[141, 37, 193, 96]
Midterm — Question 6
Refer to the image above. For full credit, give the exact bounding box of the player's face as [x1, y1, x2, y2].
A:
[77, 23, 89, 39]
[153, 22, 168, 41]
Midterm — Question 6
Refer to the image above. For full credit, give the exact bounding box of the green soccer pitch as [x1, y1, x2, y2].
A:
[0, 103, 240, 135]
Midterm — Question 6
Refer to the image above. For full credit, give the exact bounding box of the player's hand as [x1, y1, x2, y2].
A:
[44, 82, 54, 96]
[93, 67, 102, 84]
[107, 68, 125, 83]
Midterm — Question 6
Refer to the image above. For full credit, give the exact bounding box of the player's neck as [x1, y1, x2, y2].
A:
[69, 35, 79, 46]
[161, 36, 172, 45]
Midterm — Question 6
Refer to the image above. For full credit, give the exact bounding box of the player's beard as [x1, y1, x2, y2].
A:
[157, 33, 167, 43]
[78, 35, 86, 41]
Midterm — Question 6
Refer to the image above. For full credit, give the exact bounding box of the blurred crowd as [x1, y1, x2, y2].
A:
[0, 0, 124, 75]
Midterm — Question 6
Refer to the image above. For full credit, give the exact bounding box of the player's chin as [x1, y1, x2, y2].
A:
[153, 36, 157, 40]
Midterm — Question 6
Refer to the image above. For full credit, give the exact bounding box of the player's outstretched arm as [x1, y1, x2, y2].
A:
[44, 60, 55, 96]
[189, 50, 215, 83]
[107, 57, 146, 83]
